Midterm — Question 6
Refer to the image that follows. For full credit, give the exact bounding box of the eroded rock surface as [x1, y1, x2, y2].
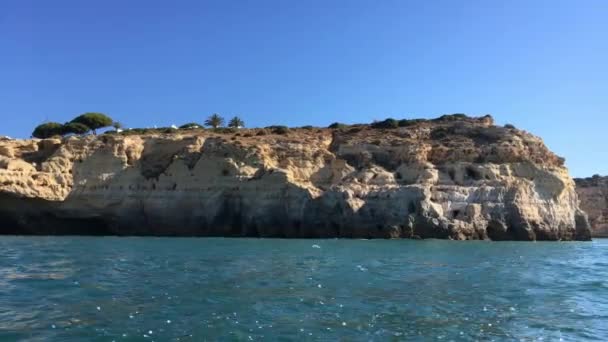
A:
[0, 116, 591, 240]
[575, 175, 608, 237]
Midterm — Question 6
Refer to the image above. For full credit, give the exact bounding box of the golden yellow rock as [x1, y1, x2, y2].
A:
[0, 115, 591, 240]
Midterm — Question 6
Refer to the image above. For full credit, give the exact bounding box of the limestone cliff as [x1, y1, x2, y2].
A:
[575, 175, 608, 237]
[0, 115, 591, 240]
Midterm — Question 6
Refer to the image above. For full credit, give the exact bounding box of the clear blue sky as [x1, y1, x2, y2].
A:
[1, 0, 606, 177]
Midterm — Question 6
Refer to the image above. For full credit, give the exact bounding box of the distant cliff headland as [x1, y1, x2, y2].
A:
[0, 113, 591, 240]
[575, 175, 608, 237]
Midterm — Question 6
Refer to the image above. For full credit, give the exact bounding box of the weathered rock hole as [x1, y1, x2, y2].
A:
[465, 166, 482, 180]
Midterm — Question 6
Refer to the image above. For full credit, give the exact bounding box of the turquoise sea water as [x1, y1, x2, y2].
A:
[0, 237, 607, 341]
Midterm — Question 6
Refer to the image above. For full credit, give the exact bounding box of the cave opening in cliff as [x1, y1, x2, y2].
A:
[0, 211, 22, 234]
[486, 220, 516, 241]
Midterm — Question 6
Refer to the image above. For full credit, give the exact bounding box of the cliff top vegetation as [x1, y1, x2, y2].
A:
[24, 112, 565, 169]
[574, 175, 608, 187]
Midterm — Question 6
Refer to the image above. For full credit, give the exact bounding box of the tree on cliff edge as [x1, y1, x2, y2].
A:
[62, 122, 91, 135]
[228, 116, 245, 128]
[205, 113, 224, 128]
[70, 112, 114, 134]
[32, 122, 63, 139]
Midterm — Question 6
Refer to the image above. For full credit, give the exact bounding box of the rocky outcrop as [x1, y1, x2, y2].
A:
[0, 115, 591, 240]
[575, 175, 608, 237]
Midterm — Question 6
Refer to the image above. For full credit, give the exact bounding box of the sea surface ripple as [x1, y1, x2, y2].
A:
[0, 237, 607, 341]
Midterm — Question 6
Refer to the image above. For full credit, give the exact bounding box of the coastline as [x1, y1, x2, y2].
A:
[0, 115, 592, 241]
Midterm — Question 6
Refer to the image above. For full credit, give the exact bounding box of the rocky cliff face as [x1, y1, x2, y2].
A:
[0, 115, 591, 240]
[575, 176, 608, 237]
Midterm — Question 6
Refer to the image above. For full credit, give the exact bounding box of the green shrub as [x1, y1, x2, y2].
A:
[430, 127, 450, 140]
[328, 122, 348, 129]
[273, 126, 289, 134]
[157, 127, 176, 134]
[179, 122, 203, 129]
[265, 125, 290, 134]
[371, 118, 398, 129]
[32, 122, 63, 139]
[213, 127, 236, 134]
[433, 113, 470, 122]
[300, 125, 315, 130]
[122, 127, 177, 135]
[466, 126, 506, 144]
[125, 128, 151, 135]
[504, 124, 516, 129]
[398, 118, 427, 127]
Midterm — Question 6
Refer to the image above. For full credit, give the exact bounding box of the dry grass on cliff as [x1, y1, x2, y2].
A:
[93, 114, 565, 168]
